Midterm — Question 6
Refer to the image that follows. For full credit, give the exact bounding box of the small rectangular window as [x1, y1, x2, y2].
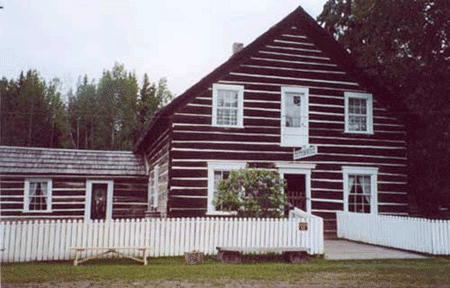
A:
[212, 84, 244, 127]
[345, 92, 373, 134]
[207, 162, 246, 214]
[348, 174, 371, 213]
[24, 179, 52, 212]
[343, 167, 378, 214]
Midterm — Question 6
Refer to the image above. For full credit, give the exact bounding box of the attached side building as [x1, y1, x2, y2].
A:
[135, 6, 409, 236]
[0, 146, 149, 221]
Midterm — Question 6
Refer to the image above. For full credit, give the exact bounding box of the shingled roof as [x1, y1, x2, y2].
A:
[0, 146, 146, 176]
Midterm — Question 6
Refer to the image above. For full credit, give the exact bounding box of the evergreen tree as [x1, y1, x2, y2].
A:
[0, 70, 69, 148]
[138, 74, 173, 133]
[318, 0, 450, 217]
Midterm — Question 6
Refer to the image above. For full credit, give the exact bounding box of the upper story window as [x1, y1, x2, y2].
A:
[281, 86, 309, 147]
[345, 92, 373, 134]
[212, 84, 244, 128]
[24, 179, 52, 212]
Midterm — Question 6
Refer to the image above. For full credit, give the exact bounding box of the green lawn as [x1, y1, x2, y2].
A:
[2, 256, 450, 287]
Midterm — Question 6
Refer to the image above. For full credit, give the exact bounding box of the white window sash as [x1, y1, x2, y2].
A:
[24, 179, 52, 213]
[212, 84, 244, 128]
[207, 161, 246, 214]
[153, 165, 159, 208]
[343, 167, 378, 214]
[344, 92, 373, 134]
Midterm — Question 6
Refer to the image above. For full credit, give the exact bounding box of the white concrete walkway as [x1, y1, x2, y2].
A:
[324, 240, 429, 260]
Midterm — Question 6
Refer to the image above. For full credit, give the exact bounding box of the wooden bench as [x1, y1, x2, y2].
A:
[70, 247, 152, 266]
[216, 246, 311, 264]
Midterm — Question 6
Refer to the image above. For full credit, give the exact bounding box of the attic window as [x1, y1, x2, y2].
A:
[345, 92, 373, 134]
[212, 84, 244, 128]
[24, 179, 52, 212]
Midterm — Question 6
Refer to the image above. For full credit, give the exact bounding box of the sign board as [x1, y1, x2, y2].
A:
[293, 145, 318, 160]
[298, 222, 308, 231]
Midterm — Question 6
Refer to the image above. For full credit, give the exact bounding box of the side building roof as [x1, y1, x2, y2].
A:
[0, 146, 146, 176]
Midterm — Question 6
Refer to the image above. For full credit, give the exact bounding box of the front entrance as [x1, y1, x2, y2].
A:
[284, 174, 306, 211]
[277, 163, 316, 213]
[85, 180, 113, 220]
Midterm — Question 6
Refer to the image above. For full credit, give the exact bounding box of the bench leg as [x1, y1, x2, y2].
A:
[284, 251, 310, 264]
[74, 251, 79, 266]
[143, 249, 148, 265]
[222, 251, 242, 264]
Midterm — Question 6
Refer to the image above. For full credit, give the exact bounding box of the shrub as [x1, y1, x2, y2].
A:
[213, 167, 286, 218]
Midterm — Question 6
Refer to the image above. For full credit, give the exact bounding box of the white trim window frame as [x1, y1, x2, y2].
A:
[85, 180, 114, 221]
[342, 166, 378, 214]
[207, 161, 246, 215]
[281, 86, 309, 147]
[23, 179, 52, 213]
[344, 92, 373, 134]
[212, 83, 244, 128]
[153, 165, 159, 208]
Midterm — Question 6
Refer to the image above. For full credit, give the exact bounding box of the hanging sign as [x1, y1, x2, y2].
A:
[293, 145, 318, 160]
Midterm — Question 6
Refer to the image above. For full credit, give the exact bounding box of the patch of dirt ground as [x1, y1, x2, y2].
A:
[3, 272, 449, 288]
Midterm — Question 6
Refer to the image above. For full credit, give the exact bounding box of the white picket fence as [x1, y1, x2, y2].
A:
[337, 211, 450, 255]
[0, 215, 324, 263]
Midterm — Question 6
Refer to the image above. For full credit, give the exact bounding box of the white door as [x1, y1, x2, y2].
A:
[85, 180, 114, 220]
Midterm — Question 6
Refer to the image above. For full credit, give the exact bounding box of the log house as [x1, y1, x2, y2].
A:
[134, 6, 409, 236]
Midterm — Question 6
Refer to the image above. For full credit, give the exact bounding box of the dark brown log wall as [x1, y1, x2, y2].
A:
[0, 175, 148, 221]
[156, 26, 408, 234]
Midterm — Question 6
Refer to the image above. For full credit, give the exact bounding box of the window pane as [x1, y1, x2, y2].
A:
[218, 90, 238, 108]
[285, 93, 302, 127]
[348, 97, 368, 132]
[348, 174, 371, 214]
[214, 170, 231, 211]
[217, 108, 237, 126]
[29, 181, 48, 211]
[217, 89, 238, 126]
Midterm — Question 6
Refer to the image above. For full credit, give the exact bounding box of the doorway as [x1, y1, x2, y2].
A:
[277, 163, 315, 214]
[284, 174, 306, 211]
[86, 180, 113, 220]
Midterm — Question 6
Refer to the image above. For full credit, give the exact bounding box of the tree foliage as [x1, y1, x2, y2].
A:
[318, 0, 450, 217]
[66, 63, 173, 150]
[1, 63, 173, 151]
[213, 168, 287, 218]
[138, 74, 173, 131]
[1, 70, 69, 148]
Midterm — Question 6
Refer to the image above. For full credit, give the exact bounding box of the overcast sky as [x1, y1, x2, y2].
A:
[0, 0, 328, 97]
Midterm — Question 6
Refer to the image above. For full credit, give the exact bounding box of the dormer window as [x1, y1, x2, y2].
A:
[345, 92, 373, 134]
[212, 84, 244, 128]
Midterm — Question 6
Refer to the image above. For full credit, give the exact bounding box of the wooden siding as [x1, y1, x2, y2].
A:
[0, 175, 148, 221]
[144, 127, 171, 216]
[164, 26, 408, 233]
